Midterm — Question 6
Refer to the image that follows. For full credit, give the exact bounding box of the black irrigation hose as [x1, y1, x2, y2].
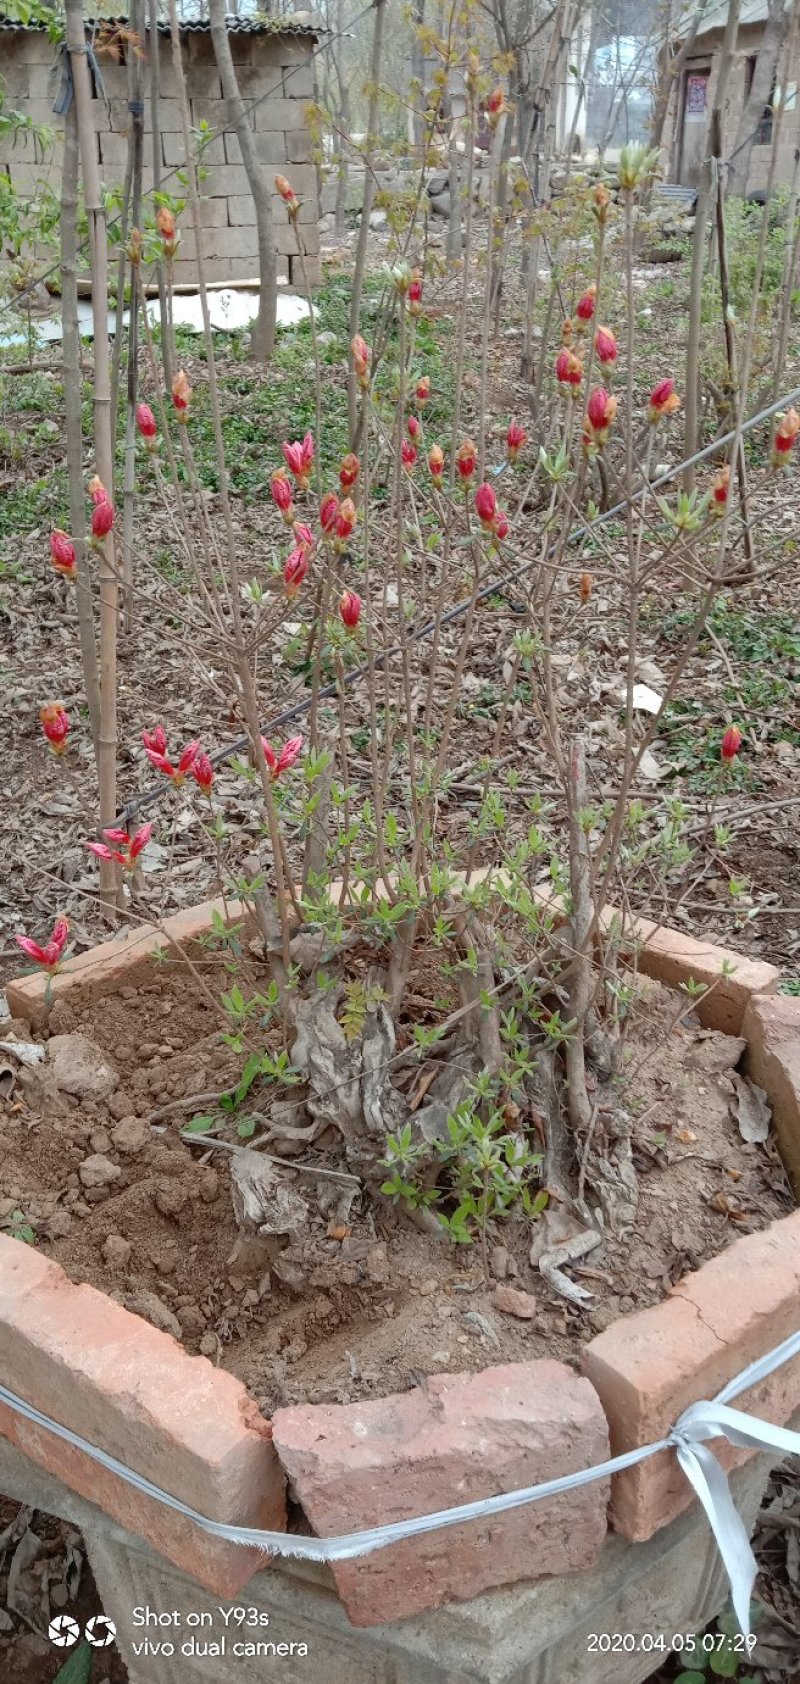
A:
[117, 380, 800, 826]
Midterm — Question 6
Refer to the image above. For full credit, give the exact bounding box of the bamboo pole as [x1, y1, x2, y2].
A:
[64, 0, 118, 909]
[59, 100, 101, 758]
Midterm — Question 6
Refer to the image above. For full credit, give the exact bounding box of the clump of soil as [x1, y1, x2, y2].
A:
[0, 966, 793, 1419]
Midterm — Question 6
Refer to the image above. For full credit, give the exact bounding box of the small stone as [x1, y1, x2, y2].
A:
[154, 1179, 189, 1218]
[90, 1128, 112, 1153]
[112, 1116, 151, 1154]
[418, 1278, 437, 1297]
[42, 1208, 73, 1239]
[108, 1090, 136, 1121]
[242, 1289, 260, 1309]
[366, 1243, 390, 1284]
[176, 1305, 206, 1335]
[492, 1285, 537, 1321]
[199, 1167, 219, 1203]
[199, 1332, 217, 1357]
[47, 1034, 118, 1099]
[126, 1290, 182, 1339]
[78, 1153, 122, 1190]
[103, 1234, 132, 1269]
[490, 1245, 510, 1281]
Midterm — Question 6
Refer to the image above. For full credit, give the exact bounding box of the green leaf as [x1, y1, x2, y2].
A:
[237, 1116, 257, 1140]
[183, 1115, 217, 1135]
[54, 1643, 93, 1684]
[709, 1649, 738, 1678]
[674, 1673, 707, 1684]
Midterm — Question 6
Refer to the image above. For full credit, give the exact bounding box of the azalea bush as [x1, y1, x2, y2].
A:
[15, 71, 800, 1263]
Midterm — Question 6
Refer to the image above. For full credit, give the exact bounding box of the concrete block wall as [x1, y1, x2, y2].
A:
[0, 24, 321, 291]
[665, 22, 800, 195]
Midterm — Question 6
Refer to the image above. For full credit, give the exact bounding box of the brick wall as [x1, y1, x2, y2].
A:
[0, 25, 321, 290]
[665, 22, 800, 196]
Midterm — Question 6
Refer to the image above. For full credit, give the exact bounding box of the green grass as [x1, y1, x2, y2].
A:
[1, 273, 458, 542]
[654, 595, 800, 791]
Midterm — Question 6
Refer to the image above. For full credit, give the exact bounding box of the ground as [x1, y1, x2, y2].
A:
[1, 213, 800, 1681]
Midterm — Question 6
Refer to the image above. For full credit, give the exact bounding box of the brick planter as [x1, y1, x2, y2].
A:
[2, 903, 799, 1675]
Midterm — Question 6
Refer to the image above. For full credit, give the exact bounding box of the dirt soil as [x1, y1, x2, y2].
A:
[1, 965, 793, 1419]
[0, 1494, 129, 1684]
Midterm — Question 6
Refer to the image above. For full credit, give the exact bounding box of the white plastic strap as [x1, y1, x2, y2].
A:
[2, 1323, 800, 1636]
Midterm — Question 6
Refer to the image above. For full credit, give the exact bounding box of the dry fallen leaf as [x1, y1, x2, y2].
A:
[728, 1072, 771, 1144]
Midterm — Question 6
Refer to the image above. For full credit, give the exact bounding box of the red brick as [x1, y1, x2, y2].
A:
[582, 1213, 800, 1542]
[614, 916, 780, 1033]
[742, 993, 800, 1197]
[272, 1360, 609, 1626]
[0, 1236, 285, 1592]
[6, 897, 249, 1027]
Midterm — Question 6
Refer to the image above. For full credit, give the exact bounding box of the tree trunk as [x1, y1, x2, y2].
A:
[729, 0, 789, 198]
[148, 0, 172, 394]
[209, 0, 277, 362]
[334, 84, 350, 240]
[122, 0, 145, 633]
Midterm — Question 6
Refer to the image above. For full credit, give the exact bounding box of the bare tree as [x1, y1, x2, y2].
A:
[209, 0, 278, 362]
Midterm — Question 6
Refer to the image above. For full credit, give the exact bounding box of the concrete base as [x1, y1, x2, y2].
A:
[0, 1430, 790, 1684]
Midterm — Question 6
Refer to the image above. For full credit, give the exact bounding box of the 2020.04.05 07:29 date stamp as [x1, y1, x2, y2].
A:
[130, 1605, 310, 1662]
[587, 1631, 757, 1660]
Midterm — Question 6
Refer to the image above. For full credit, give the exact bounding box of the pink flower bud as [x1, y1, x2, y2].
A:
[648, 378, 680, 424]
[335, 498, 357, 541]
[271, 472, 294, 520]
[416, 376, 430, 404]
[284, 546, 310, 596]
[320, 492, 340, 533]
[401, 439, 418, 468]
[262, 735, 303, 778]
[408, 415, 421, 439]
[576, 286, 596, 323]
[494, 511, 509, 541]
[428, 443, 445, 478]
[282, 432, 315, 488]
[456, 439, 476, 479]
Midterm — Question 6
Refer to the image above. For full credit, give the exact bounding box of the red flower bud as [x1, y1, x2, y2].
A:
[593, 325, 618, 365]
[142, 724, 167, 756]
[556, 349, 583, 387]
[506, 420, 527, 461]
[271, 471, 294, 520]
[351, 334, 371, 387]
[284, 546, 310, 596]
[428, 443, 445, 478]
[339, 453, 360, 491]
[408, 415, 421, 439]
[401, 439, 418, 468]
[456, 438, 476, 479]
[583, 387, 617, 446]
[493, 510, 509, 541]
[50, 529, 76, 580]
[15, 915, 70, 971]
[407, 270, 423, 315]
[772, 407, 800, 467]
[40, 702, 70, 755]
[282, 432, 315, 488]
[335, 497, 357, 541]
[416, 376, 430, 404]
[136, 402, 158, 442]
[87, 823, 153, 871]
[475, 481, 497, 529]
[648, 378, 680, 424]
[576, 285, 596, 323]
[275, 174, 299, 215]
[172, 370, 192, 416]
[262, 735, 303, 778]
[721, 724, 742, 762]
[339, 589, 362, 630]
[192, 751, 214, 796]
[88, 476, 107, 506]
[711, 465, 730, 510]
[91, 498, 114, 539]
